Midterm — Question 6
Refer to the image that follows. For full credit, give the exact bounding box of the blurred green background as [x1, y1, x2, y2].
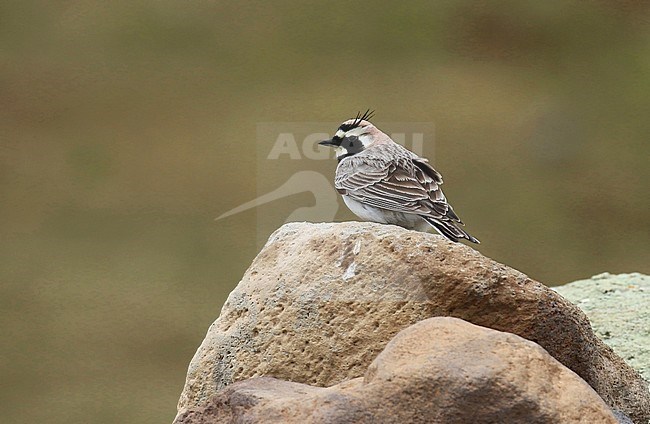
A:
[1, 1, 649, 423]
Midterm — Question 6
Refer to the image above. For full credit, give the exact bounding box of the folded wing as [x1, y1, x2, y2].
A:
[335, 146, 478, 243]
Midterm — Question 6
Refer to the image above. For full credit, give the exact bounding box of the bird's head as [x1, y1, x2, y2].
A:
[319, 110, 388, 161]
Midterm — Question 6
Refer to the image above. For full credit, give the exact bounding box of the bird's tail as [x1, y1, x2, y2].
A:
[422, 216, 480, 244]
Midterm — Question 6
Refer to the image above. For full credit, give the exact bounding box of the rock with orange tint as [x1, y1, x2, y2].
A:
[176, 222, 649, 423]
[175, 318, 619, 424]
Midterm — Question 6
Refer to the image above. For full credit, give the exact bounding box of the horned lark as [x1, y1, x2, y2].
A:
[319, 110, 479, 243]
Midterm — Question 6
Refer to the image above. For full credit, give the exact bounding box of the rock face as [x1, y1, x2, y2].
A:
[177, 222, 650, 423]
[555, 272, 650, 383]
[175, 318, 619, 424]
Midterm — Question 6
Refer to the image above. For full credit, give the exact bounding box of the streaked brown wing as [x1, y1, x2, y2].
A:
[335, 156, 452, 219]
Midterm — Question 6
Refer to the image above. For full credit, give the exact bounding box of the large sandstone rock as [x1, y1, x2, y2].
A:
[177, 222, 650, 423]
[555, 272, 650, 383]
[175, 317, 619, 424]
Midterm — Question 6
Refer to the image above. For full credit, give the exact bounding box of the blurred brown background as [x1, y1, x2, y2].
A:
[1, 1, 649, 423]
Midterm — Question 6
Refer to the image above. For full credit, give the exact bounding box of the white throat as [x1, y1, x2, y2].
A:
[335, 146, 347, 158]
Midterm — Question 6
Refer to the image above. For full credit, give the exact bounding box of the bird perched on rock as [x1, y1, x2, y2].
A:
[319, 110, 479, 243]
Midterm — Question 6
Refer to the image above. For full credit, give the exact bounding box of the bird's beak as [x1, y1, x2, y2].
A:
[318, 138, 335, 147]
